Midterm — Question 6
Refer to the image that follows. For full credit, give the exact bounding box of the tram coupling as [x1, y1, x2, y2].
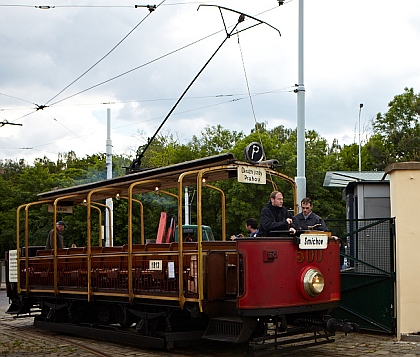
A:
[326, 317, 360, 335]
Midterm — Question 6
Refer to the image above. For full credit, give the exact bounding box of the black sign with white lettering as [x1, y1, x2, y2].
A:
[244, 142, 264, 163]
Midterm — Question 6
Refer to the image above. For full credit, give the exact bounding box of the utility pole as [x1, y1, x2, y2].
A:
[358, 103, 363, 171]
[295, 0, 306, 211]
[105, 108, 113, 246]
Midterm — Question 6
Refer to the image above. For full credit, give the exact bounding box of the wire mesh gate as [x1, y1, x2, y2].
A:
[326, 218, 396, 334]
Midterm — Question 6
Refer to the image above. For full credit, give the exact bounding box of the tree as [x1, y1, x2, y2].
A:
[373, 87, 420, 163]
[190, 125, 245, 157]
[0, 124, 352, 256]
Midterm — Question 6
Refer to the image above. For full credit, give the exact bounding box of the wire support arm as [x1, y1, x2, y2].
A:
[197, 5, 281, 38]
[0, 120, 23, 127]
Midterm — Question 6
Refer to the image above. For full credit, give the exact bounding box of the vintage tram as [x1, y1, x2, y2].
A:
[4, 148, 354, 352]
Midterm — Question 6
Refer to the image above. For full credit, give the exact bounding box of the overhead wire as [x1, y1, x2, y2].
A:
[48, 4, 283, 107]
[233, 9, 284, 192]
[0, 1, 225, 8]
[48, 31, 218, 106]
[45, 0, 166, 106]
[235, 29, 264, 155]
[0, 92, 37, 106]
[0, 86, 294, 118]
[3, 2, 284, 116]
[1, 87, 292, 154]
[47, 112, 87, 142]
[0, 2, 291, 158]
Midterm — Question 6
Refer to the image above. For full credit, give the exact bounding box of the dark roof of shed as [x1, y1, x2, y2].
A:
[323, 171, 389, 188]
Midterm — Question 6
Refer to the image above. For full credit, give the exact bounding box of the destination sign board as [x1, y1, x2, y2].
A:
[48, 205, 73, 213]
[237, 165, 266, 184]
[299, 233, 329, 250]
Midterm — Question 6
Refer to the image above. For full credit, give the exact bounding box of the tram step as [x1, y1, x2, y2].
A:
[203, 316, 256, 344]
[6, 303, 36, 315]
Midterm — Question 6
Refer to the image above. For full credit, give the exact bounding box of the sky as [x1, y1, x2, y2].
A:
[1, 0, 420, 165]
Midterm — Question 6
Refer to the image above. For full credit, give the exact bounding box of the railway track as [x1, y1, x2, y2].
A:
[0, 308, 246, 357]
[0, 314, 326, 357]
[0, 313, 116, 357]
[2, 303, 395, 357]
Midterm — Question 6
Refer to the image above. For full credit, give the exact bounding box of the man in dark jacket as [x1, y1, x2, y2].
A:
[258, 191, 296, 236]
[293, 197, 328, 231]
[45, 221, 67, 249]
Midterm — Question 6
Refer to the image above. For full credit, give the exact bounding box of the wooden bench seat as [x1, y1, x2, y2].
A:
[145, 243, 170, 251]
[122, 244, 146, 252]
[102, 246, 123, 253]
[169, 242, 198, 251]
[90, 246, 103, 254]
[201, 241, 236, 251]
[68, 247, 86, 255]
[36, 249, 53, 256]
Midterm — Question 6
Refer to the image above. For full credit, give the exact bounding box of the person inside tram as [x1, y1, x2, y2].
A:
[294, 197, 341, 263]
[293, 197, 328, 231]
[45, 220, 67, 249]
[183, 229, 196, 242]
[258, 191, 297, 236]
[184, 233, 195, 242]
[230, 218, 259, 239]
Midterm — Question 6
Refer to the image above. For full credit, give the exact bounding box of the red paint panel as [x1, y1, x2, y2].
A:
[156, 212, 167, 244]
[237, 238, 340, 309]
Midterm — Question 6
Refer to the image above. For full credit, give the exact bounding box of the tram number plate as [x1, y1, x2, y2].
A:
[299, 234, 328, 250]
[149, 260, 163, 271]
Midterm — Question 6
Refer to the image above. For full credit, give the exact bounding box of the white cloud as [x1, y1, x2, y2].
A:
[1, 0, 420, 165]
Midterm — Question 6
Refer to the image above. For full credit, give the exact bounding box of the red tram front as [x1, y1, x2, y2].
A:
[238, 235, 340, 311]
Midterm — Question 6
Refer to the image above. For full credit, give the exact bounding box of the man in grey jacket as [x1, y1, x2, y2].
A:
[293, 197, 328, 231]
[45, 221, 67, 249]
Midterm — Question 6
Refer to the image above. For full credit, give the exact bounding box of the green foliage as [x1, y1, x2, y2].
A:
[3, 85, 419, 255]
[190, 124, 245, 157]
[373, 87, 420, 163]
[0, 152, 130, 255]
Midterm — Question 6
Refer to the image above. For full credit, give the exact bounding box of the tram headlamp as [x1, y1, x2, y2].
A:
[303, 268, 324, 297]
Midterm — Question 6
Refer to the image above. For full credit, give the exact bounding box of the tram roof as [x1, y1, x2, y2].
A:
[37, 153, 236, 203]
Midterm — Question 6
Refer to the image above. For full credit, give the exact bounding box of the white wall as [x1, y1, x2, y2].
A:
[385, 162, 420, 339]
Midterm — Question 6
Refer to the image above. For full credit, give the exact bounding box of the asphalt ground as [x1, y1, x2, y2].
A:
[1, 291, 420, 357]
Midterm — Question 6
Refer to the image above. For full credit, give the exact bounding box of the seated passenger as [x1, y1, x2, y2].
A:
[231, 218, 259, 239]
[258, 191, 296, 237]
[184, 233, 195, 242]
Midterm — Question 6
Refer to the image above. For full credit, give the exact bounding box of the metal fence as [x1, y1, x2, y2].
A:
[326, 218, 396, 333]
[326, 218, 395, 274]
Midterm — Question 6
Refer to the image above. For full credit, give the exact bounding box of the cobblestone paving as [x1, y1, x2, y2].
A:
[1, 302, 420, 356]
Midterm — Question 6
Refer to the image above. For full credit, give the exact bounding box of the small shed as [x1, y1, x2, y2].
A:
[323, 171, 390, 220]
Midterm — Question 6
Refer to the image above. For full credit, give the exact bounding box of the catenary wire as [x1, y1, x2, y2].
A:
[1, 2, 291, 158]
[44, 0, 166, 106]
[47, 4, 282, 106]
[1, 86, 295, 113]
[0, 1, 226, 8]
[2, 2, 285, 122]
